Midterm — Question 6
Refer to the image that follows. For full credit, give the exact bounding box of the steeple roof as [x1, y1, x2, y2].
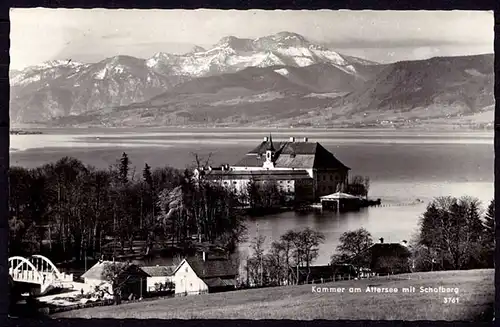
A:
[265, 133, 275, 151]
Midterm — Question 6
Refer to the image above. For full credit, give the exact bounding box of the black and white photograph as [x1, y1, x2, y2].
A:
[7, 8, 495, 321]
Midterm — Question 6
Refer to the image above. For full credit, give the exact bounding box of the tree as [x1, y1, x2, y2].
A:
[345, 175, 370, 198]
[266, 241, 287, 286]
[280, 230, 297, 285]
[334, 228, 374, 261]
[250, 235, 266, 286]
[102, 261, 132, 304]
[142, 164, 153, 187]
[297, 228, 325, 283]
[416, 196, 486, 271]
[118, 152, 130, 185]
[483, 199, 495, 247]
[482, 199, 495, 267]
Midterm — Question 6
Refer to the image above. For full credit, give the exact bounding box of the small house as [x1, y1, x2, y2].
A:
[81, 261, 150, 298]
[173, 253, 238, 296]
[141, 265, 176, 292]
[351, 238, 412, 275]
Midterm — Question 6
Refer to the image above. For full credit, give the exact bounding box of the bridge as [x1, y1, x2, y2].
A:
[9, 255, 74, 295]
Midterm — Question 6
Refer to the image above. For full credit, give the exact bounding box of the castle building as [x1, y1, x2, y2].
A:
[193, 135, 350, 203]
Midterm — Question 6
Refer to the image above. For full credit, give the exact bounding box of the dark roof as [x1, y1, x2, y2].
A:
[369, 243, 412, 258]
[178, 257, 239, 279]
[202, 277, 237, 288]
[349, 243, 412, 265]
[141, 265, 176, 277]
[234, 140, 350, 170]
[266, 134, 276, 151]
[204, 169, 311, 181]
[81, 261, 150, 280]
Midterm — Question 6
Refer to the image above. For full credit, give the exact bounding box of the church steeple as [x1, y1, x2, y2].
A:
[266, 133, 275, 151]
[264, 133, 276, 169]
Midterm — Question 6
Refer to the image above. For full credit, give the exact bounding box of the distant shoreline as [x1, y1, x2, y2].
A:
[10, 129, 44, 135]
[9, 124, 494, 133]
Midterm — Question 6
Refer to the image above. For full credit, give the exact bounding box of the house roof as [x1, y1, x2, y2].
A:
[369, 243, 412, 258]
[174, 257, 239, 279]
[141, 265, 176, 277]
[234, 140, 350, 170]
[202, 277, 237, 288]
[81, 261, 150, 280]
[348, 243, 411, 265]
[204, 169, 311, 181]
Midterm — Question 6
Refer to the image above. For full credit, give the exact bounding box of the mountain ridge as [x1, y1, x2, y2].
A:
[9, 32, 494, 129]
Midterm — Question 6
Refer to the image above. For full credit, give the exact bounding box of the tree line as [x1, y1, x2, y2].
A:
[244, 227, 325, 287]
[330, 196, 495, 272]
[8, 153, 247, 263]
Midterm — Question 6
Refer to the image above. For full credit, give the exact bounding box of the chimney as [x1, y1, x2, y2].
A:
[221, 165, 225, 171]
[202, 251, 206, 261]
[303, 137, 308, 142]
[401, 240, 408, 246]
[264, 136, 269, 142]
[379, 237, 384, 244]
[208, 166, 212, 171]
[289, 136, 295, 142]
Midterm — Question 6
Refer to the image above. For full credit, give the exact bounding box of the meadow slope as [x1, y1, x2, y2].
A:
[53, 269, 494, 321]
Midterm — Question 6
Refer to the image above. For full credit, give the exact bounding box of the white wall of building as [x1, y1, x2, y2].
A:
[173, 260, 208, 296]
[84, 278, 112, 293]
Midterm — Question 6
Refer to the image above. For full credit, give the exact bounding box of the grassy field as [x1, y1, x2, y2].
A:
[53, 269, 494, 321]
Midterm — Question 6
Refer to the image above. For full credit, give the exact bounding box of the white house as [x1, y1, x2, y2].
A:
[80, 260, 149, 298]
[173, 253, 238, 296]
[140, 265, 176, 292]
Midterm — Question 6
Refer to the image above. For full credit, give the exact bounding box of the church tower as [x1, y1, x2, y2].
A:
[263, 133, 276, 169]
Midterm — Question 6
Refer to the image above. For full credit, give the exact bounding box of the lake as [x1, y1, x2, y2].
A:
[9, 128, 494, 265]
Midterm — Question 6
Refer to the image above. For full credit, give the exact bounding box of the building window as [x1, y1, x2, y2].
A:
[233, 181, 237, 185]
[224, 181, 228, 185]
[185, 267, 188, 273]
[287, 181, 291, 184]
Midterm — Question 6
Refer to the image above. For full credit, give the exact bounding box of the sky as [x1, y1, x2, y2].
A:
[10, 9, 494, 70]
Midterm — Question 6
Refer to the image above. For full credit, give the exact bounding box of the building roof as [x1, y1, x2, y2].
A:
[348, 243, 411, 266]
[141, 265, 176, 277]
[369, 243, 412, 258]
[320, 192, 360, 200]
[234, 140, 350, 170]
[81, 261, 150, 280]
[204, 169, 311, 181]
[175, 257, 239, 279]
[202, 277, 237, 288]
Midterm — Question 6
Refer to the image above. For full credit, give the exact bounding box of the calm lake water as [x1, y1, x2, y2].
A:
[9, 128, 494, 265]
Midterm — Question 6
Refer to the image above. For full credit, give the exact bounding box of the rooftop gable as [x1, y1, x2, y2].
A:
[236, 139, 349, 170]
[173, 257, 238, 279]
[81, 261, 150, 280]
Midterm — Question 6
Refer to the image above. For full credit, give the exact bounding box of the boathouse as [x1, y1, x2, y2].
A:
[319, 192, 361, 212]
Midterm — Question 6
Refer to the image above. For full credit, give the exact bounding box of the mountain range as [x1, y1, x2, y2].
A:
[9, 31, 494, 128]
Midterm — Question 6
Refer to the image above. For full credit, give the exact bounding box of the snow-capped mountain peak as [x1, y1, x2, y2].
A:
[142, 32, 361, 78]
